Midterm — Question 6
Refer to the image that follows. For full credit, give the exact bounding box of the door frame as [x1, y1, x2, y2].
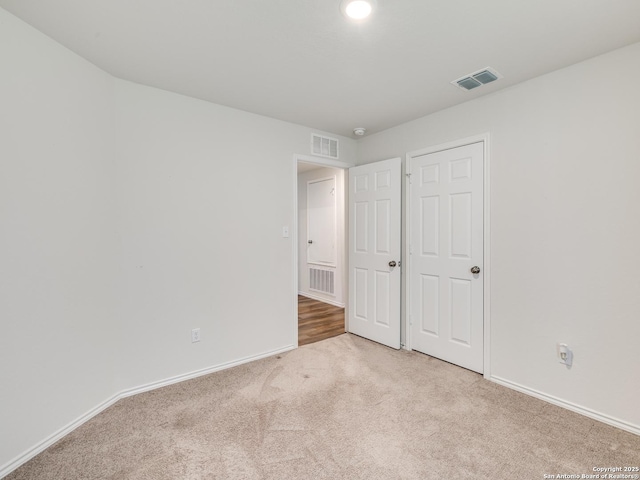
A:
[405, 133, 492, 379]
[292, 154, 354, 347]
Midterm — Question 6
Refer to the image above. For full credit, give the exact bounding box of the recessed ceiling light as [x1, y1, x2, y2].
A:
[340, 0, 376, 20]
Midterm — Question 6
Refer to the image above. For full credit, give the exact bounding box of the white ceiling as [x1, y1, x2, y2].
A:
[2, 0, 640, 137]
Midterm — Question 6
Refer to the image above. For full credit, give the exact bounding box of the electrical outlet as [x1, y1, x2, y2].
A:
[191, 328, 201, 343]
[557, 342, 572, 366]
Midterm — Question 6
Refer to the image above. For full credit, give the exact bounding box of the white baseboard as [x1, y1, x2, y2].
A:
[0, 394, 120, 479]
[490, 375, 640, 436]
[118, 344, 296, 399]
[298, 291, 345, 308]
[0, 344, 296, 479]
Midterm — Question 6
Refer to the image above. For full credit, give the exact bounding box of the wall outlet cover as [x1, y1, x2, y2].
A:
[191, 328, 201, 343]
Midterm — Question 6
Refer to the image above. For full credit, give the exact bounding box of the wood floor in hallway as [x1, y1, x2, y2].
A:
[298, 295, 345, 346]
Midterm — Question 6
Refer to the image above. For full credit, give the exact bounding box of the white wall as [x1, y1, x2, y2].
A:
[0, 7, 118, 470]
[111, 83, 358, 387]
[297, 166, 346, 306]
[0, 6, 358, 475]
[357, 42, 640, 431]
[113, 80, 356, 391]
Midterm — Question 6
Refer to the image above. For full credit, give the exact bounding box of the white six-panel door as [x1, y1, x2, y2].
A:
[348, 158, 402, 349]
[410, 143, 484, 372]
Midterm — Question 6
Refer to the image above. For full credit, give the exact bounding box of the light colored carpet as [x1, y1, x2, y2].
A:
[6, 334, 640, 479]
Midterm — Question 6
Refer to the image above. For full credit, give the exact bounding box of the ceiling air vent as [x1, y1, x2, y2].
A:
[311, 134, 339, 159]
[452, 67, 503, 91]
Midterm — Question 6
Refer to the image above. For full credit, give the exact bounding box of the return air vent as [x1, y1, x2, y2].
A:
[309, 267, 335, 295]
[452, 67, 503, 91]
[311, 134, 339, 159]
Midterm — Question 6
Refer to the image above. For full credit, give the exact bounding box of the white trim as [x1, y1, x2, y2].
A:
[298, 291, 345, 308]
[406, 133, 491, 158]
[481, 136, 492, 379]
[404, 133, 491, 378]
[293, 154, 352, 348]
[307, 175, 336, 184]
[0, 344, 295, 479]
[490, 375, 640, 436]
[292, 156, 300, 348]
[343, 169, 350, 333]
[296, 154, 353, 170]
[118, 345, 296, 399]
[306, 261, 337, 268]
[0, 394, 120, 479]
[403, 160, 412, 351]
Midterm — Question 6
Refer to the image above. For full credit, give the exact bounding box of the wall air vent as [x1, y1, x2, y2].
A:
[311, 134, 339, 159]
[310, 267, 335, 295]
[452, 67, 503, 91]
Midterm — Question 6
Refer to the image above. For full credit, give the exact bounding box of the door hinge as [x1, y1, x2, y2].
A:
[406, 173, 412, 184]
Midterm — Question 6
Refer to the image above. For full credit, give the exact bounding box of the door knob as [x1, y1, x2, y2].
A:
[389, 261, 397, 267]
[470, 266, 481, 274]
[308, 240, 313, 244]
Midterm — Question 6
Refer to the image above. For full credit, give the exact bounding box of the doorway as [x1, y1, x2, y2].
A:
[293, 155, 403, 351]
[295, 159, 347, 346]
[298, 295, 344, 346]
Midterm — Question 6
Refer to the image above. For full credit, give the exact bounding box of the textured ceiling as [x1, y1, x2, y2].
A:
[2, 0, 640, 137]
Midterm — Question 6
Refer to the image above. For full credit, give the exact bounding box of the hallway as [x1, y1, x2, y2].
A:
[297, 295, 345, 346]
